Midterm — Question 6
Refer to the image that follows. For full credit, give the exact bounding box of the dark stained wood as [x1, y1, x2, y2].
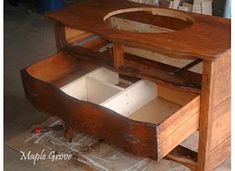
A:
[63, 44, 202, 93]
[20, 1, 231, 170]
[165, 145, 198, 171]
[54, 21, 67, 51]
[113, 43, 124, 69]
[21, 67, 158, 159]
[21, 50, 201, 161]
[63, 44, 114, 69]
[121, 53, 202, 93]
[46, 0, 230, 60]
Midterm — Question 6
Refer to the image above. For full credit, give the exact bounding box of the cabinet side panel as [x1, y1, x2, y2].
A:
[198, 50, 231, 171]
[212, 50, 231, 108]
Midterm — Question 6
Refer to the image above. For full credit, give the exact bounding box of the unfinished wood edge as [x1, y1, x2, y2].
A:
[110, 16, 173, 33]
[156, 124, 161, 161]
[103, 7, 194, 23]
[165, 145, 198, 171]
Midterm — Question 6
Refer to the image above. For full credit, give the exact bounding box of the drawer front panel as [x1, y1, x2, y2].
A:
[158, 96, 200, 159]
[21, 69, 158, 159]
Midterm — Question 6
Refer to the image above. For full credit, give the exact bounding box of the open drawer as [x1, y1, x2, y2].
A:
[21, 52, 200, 161]
[60, 67, 200, 160]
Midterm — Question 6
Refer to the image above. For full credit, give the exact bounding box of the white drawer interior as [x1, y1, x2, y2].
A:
[61, 67, 185, 125]
[61, 68, 123, 104]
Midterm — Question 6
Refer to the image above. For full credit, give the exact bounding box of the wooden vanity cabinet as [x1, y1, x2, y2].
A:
[21, 0, 230, 170]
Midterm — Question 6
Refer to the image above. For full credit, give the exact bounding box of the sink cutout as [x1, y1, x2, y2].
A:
[104, 7, 194, 33]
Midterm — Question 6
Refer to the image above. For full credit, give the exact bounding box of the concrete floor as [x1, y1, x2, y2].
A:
[4, 2, 230, 171]
[4, 2, 55, 170]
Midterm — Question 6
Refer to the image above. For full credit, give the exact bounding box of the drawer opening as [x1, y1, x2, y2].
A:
[123, 46, 203, 74]
[61, 67, 199, 126]
[61, 44, 202, 93]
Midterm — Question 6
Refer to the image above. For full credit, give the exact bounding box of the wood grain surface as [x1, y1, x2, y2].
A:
[46, 0, 230, 60]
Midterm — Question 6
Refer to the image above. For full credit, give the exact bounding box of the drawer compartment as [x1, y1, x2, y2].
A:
[60, 67, 200, 160]
[22, 53, 200, 161]
[61, 68, 123, 104]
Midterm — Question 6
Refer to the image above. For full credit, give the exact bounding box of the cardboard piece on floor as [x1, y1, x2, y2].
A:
[6, 117, 189, 171]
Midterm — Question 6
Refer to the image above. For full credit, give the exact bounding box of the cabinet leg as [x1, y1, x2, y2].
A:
[54, 21, 67, 52]
[113, 43, 124, 70]
[196, 61, 214, 171]
[64, 125, 74, 142]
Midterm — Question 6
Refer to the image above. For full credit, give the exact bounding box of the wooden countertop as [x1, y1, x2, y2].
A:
[46, 0, 230, 60]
